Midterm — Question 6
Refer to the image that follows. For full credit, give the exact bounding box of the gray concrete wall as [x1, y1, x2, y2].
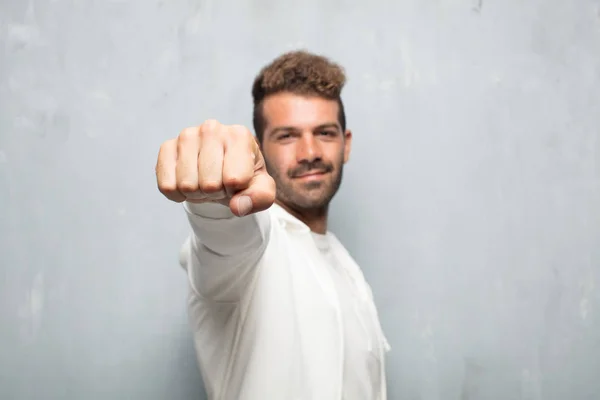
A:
[1, 1, 599, 399]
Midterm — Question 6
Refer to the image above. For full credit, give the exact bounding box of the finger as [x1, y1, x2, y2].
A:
[156, 139, 186, 202]
[176, 127, 201, 194]
[228, 171, 276, 217]
[197, 128, 226, 199]
[222, 126, 256, 195]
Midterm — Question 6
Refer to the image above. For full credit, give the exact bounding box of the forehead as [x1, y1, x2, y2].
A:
[261, 92, 340, 130]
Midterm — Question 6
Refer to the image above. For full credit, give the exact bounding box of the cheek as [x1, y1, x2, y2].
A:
[271, 146, 296, 166]
[264, 150, 293, 176]
[325, 145, 346, 165]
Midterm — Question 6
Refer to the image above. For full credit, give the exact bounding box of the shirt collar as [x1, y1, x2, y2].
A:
[269, 203, 311, 233]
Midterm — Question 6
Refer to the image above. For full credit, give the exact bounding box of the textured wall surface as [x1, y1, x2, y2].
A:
[1, 1, 600, 399]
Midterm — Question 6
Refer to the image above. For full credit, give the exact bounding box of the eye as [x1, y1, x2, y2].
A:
[319, 130, 336, 136]
[276, 132, 296, 142]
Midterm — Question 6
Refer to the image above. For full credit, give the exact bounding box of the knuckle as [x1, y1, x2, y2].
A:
[158, 139, 175, 160]
[229, 125, 253, 141]
[158, 182, 177, 195]
[158, 140, 169, 152]
[178, 181, 198, 193]
[179, 126, 200, 141]
[201, 119, 220, 135]
[230, 124, 251, 134]
[223, 175, 249, 189]
[156, 181, 168, 191]
[198, 180, 222, 193]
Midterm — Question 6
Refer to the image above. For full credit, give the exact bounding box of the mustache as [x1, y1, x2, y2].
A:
[288, 160, 334, 178]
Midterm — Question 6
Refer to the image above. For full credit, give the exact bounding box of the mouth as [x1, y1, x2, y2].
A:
[293, 170, 328, 180]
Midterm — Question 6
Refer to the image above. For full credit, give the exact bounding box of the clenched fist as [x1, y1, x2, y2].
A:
[155, 119, 276, 216]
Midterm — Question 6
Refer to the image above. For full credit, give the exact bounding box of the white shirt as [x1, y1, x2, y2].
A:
[311, 232, 383, 400]
[179, 202, 390, 400]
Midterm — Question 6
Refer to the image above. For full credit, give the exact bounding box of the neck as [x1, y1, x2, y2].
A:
[276, 199, 329, 234]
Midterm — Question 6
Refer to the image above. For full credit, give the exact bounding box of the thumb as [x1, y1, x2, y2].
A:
[228, 172, 276, 217]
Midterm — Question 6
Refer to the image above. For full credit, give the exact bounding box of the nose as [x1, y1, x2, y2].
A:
[296, 132, 323, 163]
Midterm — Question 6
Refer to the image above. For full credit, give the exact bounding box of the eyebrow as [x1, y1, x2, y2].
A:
[270, 123, 341, 135]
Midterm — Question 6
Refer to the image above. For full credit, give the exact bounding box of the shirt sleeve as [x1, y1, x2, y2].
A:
[178, 201, 272, 302]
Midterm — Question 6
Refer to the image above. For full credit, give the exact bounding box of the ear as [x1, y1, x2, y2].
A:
[343, 129, 352, 163]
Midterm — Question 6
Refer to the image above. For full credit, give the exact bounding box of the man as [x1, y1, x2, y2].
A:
[156, 50, 390, 400]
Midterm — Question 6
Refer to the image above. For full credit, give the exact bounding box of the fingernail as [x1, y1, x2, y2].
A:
[237, 196, 253, 216]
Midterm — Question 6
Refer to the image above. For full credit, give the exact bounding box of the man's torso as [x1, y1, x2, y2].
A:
[187, 206, 390, 400]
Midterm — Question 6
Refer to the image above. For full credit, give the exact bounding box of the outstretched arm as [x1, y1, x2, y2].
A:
[156, 120, 276, 301]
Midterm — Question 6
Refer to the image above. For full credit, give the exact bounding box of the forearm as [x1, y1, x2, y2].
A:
[180, 202, 271, 301]
[185, 202, 265, 253]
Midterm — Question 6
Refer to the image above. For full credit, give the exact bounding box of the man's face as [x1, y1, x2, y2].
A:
[259, 92, 352, 212]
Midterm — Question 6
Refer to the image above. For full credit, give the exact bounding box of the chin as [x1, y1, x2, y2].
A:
[277, 179, 339, 211]
[294, 192, 335, 210]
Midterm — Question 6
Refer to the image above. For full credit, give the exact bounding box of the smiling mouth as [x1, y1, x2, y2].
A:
[294, 171, 327, 179]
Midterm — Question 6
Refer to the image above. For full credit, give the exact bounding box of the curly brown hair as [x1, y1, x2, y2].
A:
[252, 50, 347, 142]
